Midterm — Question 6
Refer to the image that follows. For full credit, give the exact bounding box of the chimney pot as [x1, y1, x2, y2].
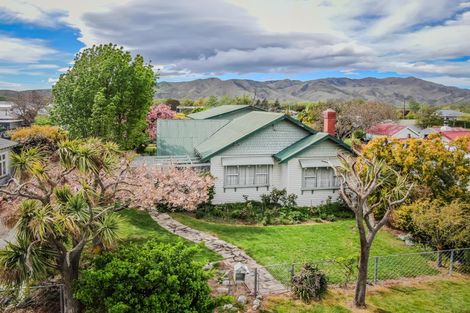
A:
[323, 109, 336, 136]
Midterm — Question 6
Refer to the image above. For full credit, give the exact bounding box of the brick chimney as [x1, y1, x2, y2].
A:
[323, 109, 336, 136]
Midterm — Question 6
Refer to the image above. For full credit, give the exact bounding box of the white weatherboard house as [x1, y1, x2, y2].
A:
[156, 105, 351, 206]
[0, 138, 17, 184]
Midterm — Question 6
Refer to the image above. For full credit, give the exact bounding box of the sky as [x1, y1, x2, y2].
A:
[1, 0, 470, 90]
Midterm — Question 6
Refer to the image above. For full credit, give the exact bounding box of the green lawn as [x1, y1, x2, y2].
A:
[117, 209, 220, 263]
[262, 279, 470, 313]
[171, 214, 432, 283]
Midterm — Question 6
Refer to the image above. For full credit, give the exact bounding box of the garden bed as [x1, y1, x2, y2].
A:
[192, 196, 354, 226]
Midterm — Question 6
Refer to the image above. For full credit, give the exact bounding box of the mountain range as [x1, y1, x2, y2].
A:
[156, 77, 470, 105]
[2, 77, 470, 106]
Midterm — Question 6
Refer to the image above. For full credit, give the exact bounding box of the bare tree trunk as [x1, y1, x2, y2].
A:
[354, 243, 371, 308]
[62, 254, 82, 313]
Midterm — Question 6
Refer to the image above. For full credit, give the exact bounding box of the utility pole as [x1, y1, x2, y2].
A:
[403, 97, 406, 119]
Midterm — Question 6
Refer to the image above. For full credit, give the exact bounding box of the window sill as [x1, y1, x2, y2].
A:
[224, 185, 270, 189]
[301, 187, 339, 191]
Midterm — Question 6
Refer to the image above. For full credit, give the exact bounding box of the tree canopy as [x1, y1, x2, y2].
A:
[363, 135, 470, 201]
[51, 44, 156, 149]
[297, 99, 397, 139]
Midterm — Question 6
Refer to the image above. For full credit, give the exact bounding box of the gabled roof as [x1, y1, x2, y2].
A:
[437, 109, 465, 118]
[274, 132, 352, 162]
[188, 105, 261, 120]
[438, 130, 470, 150]
[367, 123, 407, 136]
[195, 112, 316, 162]
[0, 138, 17, 150]
[157, 119, 229, 157]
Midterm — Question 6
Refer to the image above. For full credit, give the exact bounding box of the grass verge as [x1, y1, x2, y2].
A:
[117, 208, 221, 263]
[261, 278, 470, 313]
[171, 214, 432, 283]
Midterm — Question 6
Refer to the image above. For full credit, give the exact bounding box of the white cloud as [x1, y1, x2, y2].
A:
[1, 0, 470, 85]
[425, 76, 470, 88]
[27, 63, 60, 69]
[0, 80, 21, 89]
[47, 77, 58, 84]
[0, 35, 56, 63]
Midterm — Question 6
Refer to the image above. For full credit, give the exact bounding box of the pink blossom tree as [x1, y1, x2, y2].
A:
[0, 138, 214, 312]
[146, 104, 176, 141]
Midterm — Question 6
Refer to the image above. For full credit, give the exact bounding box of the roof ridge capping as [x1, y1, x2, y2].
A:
[188, 104, 263, 120]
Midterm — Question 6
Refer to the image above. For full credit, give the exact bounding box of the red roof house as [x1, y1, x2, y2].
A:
[367, 122, 420, 139]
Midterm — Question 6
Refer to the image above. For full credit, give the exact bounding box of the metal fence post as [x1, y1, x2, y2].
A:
[254, 268, 258, 297]
[290, 264, 295, 285]
[449, 250, 454, 276]
[374, 256, 379, 284]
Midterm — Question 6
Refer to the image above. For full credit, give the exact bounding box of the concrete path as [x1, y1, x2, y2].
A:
[150, 212, 287, 295]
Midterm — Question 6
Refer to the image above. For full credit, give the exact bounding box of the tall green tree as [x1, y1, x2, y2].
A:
[205, 95, 219, 107]
[51, 44, 156, 149]
[416, 105, 443, 128]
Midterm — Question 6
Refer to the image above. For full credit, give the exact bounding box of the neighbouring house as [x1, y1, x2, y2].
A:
[367, 122, 421, 140]
[436, 109, 466, 121]
[0, 101, 23, 132]
[156, 105, 351, 206]
[0, 138, 17, 183]
[422, 126, 470, 151]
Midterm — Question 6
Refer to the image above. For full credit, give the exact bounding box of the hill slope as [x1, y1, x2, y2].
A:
[2, 77, 470, 106]
[156, 77, 470, 105]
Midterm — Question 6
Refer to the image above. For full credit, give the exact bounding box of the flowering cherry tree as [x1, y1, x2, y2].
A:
[0, 138, 214, 312]
[146, 104, 176, 141]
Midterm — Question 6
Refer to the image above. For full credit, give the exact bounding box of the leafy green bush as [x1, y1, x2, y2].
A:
[143, 145, 156, 155]
[75, 240, 214, 313]
[193, 194, 351, 225]
[261, 188, 297, 208]
[291, 263, 328, 302]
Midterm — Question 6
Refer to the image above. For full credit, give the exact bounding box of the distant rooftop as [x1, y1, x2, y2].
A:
[436, 109, 465, 118]
[367, 122, 407, 136]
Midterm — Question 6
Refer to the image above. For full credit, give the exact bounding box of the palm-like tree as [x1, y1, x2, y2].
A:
[0, 139, 122, 313]
[333, 153, 412, 308]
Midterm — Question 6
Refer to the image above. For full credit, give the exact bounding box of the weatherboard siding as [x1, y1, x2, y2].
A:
[285, 140, 346, 206]
[210, 155, 285, 204]
[220, 120, 309, 156]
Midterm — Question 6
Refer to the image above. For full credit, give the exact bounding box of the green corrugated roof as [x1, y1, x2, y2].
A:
[195, 111, 285, 161]
[188, 105, 258, 120]
[157, 119, 229, 157]
[0, 138, 17, 150]
[274, 132, 352, 162]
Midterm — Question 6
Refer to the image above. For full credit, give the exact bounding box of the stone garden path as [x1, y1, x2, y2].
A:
[150, 212, 287, 295]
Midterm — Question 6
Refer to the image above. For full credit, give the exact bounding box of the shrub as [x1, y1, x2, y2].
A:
[33, 115, 52, 125]
[291, 263, 328, 302]
[143, 145, 156, 155]
[261, 188, 297, 208]
[409, 199, 470, 250]
[75, 241, 214, 313]
[9, 125, 67, 151]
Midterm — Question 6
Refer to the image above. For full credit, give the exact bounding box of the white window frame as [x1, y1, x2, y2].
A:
[224, 165, 271, 188]
[301, 167, 339, 191]
[0, 152, 7, 178]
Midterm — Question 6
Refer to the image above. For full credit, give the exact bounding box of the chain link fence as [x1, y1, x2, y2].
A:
[260, 248, 470, 291]
[0, 284, 64, 313]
